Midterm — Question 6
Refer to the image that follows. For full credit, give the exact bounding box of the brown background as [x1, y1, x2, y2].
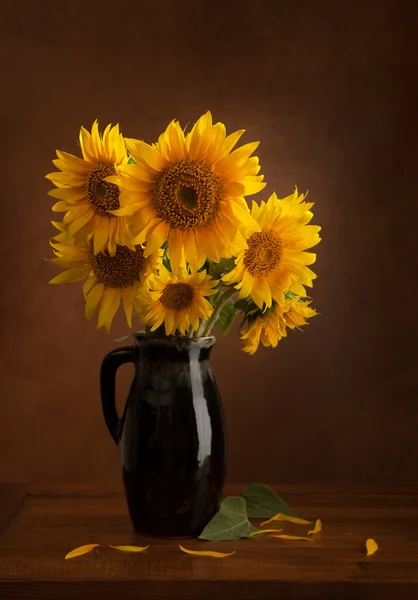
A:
[0, 0, 417, 488]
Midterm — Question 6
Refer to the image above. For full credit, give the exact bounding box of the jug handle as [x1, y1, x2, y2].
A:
[100, 346, 135, 445]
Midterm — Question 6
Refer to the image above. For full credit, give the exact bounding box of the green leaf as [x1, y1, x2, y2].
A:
[233, 298, 249, 312]
[209, 257, 236, 280]
[216, 299, 236, 334]
[285, 291, 298, 301]
[201, 258, 212, 273]
[199, 496, 258, 541]
[113, 333, 134, 342]
[162, 255, 171, 272]
[240, 483, 297, 519]
[209, 288, 223, 307]
[127, 155, 136, 165]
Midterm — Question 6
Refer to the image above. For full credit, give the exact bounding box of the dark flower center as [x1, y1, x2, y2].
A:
[244, 230, 282, 277]
[152, 160, 222, 229]
[161, 282, 195, 310]
[86, 161, 120, 217]
[90, 244, 145, 288]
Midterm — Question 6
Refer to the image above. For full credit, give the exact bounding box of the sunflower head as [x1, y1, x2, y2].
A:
[223, 189, 321, 309]
[137, 265, 219, 336]
[107, 112, 266, 272]
[45, 120, 133, 257]
[49, 225, 162, 331]
[239, 296, 317, 354]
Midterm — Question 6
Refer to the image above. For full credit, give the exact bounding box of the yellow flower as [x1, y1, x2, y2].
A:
[138, 266, 218, 336]
[240, 298, 317, 354]
[107, 112, 266, 271]
[223, 189, 321, 309]
[49, 230, 161, 331]
[45, 121, 133, 256]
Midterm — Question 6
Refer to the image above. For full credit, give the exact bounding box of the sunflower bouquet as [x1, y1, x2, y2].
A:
[46, 113, 320, 354]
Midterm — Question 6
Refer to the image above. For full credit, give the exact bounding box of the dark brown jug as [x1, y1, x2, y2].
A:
[100, 335, 227, 538]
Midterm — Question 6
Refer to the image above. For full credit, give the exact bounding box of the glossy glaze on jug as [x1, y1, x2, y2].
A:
[100, 335, 227, 538]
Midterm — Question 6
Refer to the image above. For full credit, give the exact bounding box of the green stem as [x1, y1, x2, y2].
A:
[201, 287, 236, 337]
[194, 319, 207, 338]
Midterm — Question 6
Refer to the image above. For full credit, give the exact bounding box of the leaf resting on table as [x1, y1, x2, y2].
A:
[179, 545, 236, 558]
[261, 513, 312, 527]
[240, 483, 297, 519]
[366, 538, 378, 556]
[199, 496, 258, 541]
[109, 545, 149, 552]
[307, 519, 322, 535]
[269, 534, 313, 542]
[249, 528, 283, 537]
[65, 544, 99, 560]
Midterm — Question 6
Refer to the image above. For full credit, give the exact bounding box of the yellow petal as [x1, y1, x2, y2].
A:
[164, 308, 176, 336]
[179, 545, 235, 558]
[166, 120, 186, 161]
[55, 150, 91, 172]
[97, 288, 121, 332]
[131, 217, 162, 245]
[307, 519, 322, 536]
[112, 200, 147, 217]
[214, 141, 260, 174]
[49, 267, 87, 285]
[230, 198, 260, 231]
[143, 220, 170, 255]
[65, 543, 99, 560]
[93, 220, 110, 255]
[127, 139, 164, 171]
[182, 230, 199, 269]
[117, 156, 153, 182]
[109, 544, 149, 553]
[242, 178, 267, 196]
[290, 282, 307, 296]
[79, 126, 95, 161]
[52, 200, 70, 212]
[63, 203, 91, 224]
[83, 276, 96, 299]
[249, 529, 283, 537]
[168, 228, 185, 271]
[366, 538, 378, 556]
[90, 119, 101, 157]
[269, 535, 313, 542]
[48, 186, 87, 202]
[121, 286, 134, 328]
[46, 171, 85, 186]
[223, 181, 245, 197]
[107, 218, 117, 256]
[67, 209, 94, 237]
[85, 283, 104, 320]
[220, 129, 245, 157]
[261, 513, 313, 527]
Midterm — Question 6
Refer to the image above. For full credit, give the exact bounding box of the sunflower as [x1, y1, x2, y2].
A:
[106, 112, 266, 271]
[222, 189, 321, 309]
[138, 266, 218, 336]
[240, 298, 317, 354]
[45, 121, 133, 256]
[49, 230, 161, 331]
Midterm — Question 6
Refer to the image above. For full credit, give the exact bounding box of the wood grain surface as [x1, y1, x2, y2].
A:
[1, 483, 417, 599]
[0, 484, 27, 533]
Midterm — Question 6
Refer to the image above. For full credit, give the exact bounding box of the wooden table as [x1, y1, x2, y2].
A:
[1, 483, 417, 599]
